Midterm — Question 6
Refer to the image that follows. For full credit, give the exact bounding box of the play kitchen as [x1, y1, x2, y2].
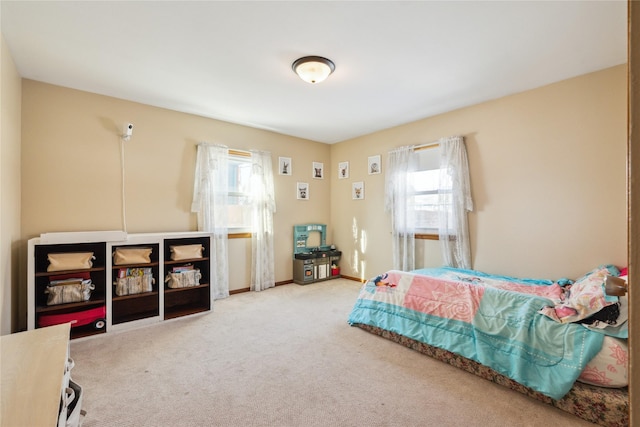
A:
[293, 224, 341, 285]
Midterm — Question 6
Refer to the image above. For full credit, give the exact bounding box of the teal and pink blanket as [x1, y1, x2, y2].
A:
[348, 267, 605, 400]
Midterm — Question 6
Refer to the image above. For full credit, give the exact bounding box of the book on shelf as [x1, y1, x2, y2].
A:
[172, 264, 194, 273]
[118, 267, 152, 278]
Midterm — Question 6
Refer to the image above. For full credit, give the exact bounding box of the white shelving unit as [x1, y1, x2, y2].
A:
[28, 231, 213, 339]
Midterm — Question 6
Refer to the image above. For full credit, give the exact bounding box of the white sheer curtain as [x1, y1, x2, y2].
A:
[385, 145, 418, 271]
[191, 143, 230, 299]
[249, 150, 276, 291]
[438, 136, 473, 269]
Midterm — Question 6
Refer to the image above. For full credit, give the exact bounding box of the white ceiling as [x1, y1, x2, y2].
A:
[1, 1, 627, 144]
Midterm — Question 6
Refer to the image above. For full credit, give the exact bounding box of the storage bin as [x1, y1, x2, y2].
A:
[47, 252, 95, 272]
[113, 247, 152, 265]
[169, 244, 203, 261]
[45, 280, 94, 305]
[114, 268, 154, 296]
[39, 306, 106, 330]
[165, 269, 201, 288]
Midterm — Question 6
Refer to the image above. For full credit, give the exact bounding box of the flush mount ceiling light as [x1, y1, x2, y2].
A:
[292, 56, 335, 84]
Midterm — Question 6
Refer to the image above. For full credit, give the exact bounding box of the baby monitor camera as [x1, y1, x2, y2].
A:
[124, 123, 134, 137]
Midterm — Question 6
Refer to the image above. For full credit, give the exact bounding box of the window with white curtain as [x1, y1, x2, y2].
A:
[386, 136, 473, 270]
[227, 153, 252, 231]
[396, 144, 452, 236]
[412, 147, 452, 234]
[192, 145, 276, 294]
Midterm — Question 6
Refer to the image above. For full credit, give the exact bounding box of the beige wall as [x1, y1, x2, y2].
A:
[20, 80, 331, 306]
[332, 65, 627, 281]
[1, 35, 22, 335]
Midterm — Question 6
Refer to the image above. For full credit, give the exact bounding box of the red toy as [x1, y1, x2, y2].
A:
[39, 306, 106, 330]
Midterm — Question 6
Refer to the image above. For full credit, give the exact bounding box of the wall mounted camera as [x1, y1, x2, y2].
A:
[122, 123, 134, 142]
[124, 123, 133, 137]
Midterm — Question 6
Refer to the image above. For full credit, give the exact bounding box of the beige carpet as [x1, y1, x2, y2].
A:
[70, 279, 594, 426]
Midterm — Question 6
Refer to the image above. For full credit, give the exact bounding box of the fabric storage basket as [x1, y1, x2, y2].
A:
[113, 247, 152, 265]
[169, 244, 203, 261]
[165, 269, 201, 288]
[45, 279, 94, 305]
[47, 252, 95, 272]
[114, 268, 154, 296]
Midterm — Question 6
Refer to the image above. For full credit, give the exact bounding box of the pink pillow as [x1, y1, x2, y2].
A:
[578, 336, 628, 388]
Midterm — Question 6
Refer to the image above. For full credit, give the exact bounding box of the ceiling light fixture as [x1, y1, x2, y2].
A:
[292, 56, 335, 84]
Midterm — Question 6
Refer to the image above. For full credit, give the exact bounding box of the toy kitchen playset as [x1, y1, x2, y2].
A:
[293, 224, 341, 285]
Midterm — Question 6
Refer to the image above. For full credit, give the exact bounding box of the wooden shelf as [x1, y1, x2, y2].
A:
[112, 261, 159, 269]
[36, 298, 106, 313]
[35, 267, 105, 277]
[71, 325, 107, 339]
[110, 243, 161, 327]
[164, 257, 210, 266]
[163, 237, 211, 321]
[112, 310, 159, 325]
[112, 291, 159, 302]
[164, 304, 210, 320]
[29, 232, 212, 338]
[164, 283, 209, 293]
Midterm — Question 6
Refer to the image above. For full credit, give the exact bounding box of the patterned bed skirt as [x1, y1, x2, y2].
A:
[355, 323, 629, 427]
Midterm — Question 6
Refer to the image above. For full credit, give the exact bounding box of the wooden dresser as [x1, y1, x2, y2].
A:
[1, 323, 71, 426]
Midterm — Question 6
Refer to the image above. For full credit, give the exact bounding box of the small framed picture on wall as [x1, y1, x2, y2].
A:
[368, 155, 381, 175]
[297, 182, 309, 200]
[338, 161, 349, 179]
[352, 181, 365, 200]
[279, 157, 292, 176]
[312, 162, 324, 179]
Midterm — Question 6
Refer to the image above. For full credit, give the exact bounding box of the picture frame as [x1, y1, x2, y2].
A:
[352, 181, 364, 200]
[297, 182, 309, 200]
[279, 157, 292, 176]
[368, 155, 381, 175]
[312, 162, 324, 179]
[338, 161, 349, 179]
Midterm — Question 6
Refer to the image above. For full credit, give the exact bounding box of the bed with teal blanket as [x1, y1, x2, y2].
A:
[348, 267, 629, 426]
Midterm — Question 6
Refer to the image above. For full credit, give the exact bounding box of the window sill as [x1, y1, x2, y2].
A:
[229, 231, 252, 239]
[416, 233, 439, 240]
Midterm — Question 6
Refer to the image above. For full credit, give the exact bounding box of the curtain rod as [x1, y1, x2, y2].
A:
[229, 149, 251, 157]
[389, 140, 439, 155]
[196, 143, 251, 157]
[390, 135, 464, 154]
[196, 142, 229, 149]
[413, 141, 440, 151]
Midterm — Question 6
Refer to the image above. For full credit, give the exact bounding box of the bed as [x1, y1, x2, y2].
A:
[348, 266, 629, 426]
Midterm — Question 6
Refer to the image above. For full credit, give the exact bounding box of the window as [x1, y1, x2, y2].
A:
[228, 152, 252, 230]
[412, 147, 452, 234]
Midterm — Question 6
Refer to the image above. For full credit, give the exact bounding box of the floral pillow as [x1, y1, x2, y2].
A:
[544, 267, 618, 324]
[577, 336, 628, 388]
